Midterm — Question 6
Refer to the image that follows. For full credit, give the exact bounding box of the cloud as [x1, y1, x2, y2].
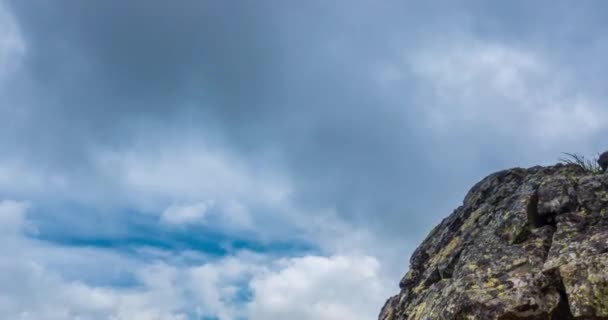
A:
[161, 202, 213, 225]
[0, 200, 392, 320]
[0, 199, 28, 234]
[0, 0, 450, 244]
[248, 254, 389, 320]
[90, 140, 296, 239]
[3, 1, 608, 319]
[93, 141, 290, 210]
[0, 200, 189, 320]
[0, 1, 24, 80]
[405, 38, 608, 145]
[187, 254, 265, 319]
[0, 159, 69, 199]
[7, 0, 606, 247]
[0, 264, 190, 320]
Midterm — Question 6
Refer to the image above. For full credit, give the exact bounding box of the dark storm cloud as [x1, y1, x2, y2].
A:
[9, 0, 278, 102]
[4, 0, 608, 244]
[3, 0, 281, 164]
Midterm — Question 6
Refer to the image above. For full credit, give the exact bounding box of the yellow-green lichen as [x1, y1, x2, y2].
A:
[461, 208, 484, 232]
[412, 283, 426, 295]
[410, 301, 427, 319]
[483, 277, 499, 288]
[427, 236, 461, 268]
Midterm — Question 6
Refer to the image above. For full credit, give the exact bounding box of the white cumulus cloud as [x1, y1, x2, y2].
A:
[247, 254, 389, 320]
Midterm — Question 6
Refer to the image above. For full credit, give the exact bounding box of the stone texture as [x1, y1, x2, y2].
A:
[379, 163, 608, 319]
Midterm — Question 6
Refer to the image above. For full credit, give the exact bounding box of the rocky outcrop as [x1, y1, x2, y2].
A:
[379, 163, 608, 319]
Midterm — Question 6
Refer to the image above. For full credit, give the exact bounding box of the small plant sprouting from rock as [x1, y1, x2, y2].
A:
[559, 152, 602, 174]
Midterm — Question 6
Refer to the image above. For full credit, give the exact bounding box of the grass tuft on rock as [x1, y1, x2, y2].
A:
[559, 152, 602, 174]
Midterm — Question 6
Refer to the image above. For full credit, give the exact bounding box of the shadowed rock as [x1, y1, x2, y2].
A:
[598, 151, 608, 173]
[379, 163, 608, 320]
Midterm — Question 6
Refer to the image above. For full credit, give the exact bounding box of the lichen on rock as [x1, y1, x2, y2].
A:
[379, 163, 608, 319]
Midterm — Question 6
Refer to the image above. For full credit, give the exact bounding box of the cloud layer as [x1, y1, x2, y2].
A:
[0, 201, 390, 319]
[1, 0, 608, 319]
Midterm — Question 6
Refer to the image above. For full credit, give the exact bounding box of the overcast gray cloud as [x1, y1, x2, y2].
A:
[2, 0, 608, 318]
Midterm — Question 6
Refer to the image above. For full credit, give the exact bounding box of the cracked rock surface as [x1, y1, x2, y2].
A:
[379, 164, 608, 319]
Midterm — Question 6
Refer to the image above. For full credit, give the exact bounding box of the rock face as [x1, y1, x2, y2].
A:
[379, 164, 608, 319]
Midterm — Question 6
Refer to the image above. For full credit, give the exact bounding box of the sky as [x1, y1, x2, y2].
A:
[1, 1, 608, 319]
